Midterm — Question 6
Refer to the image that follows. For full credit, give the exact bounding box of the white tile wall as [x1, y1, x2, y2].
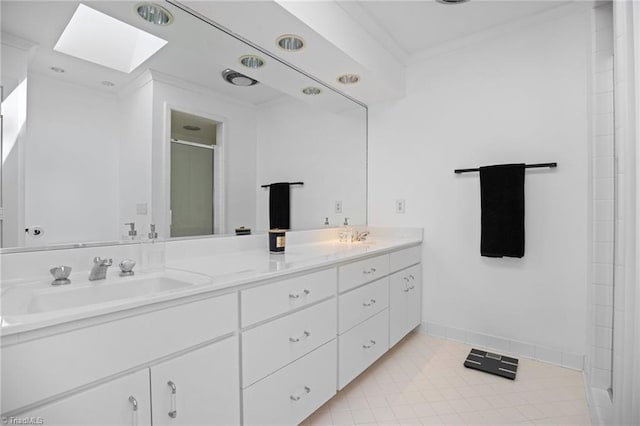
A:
[587, 2, 615, 401]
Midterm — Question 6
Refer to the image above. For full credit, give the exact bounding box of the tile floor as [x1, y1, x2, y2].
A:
[302, 333, 591, 426]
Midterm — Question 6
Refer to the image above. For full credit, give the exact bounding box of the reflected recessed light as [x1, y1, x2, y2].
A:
[221, 68, 259, 87]
[101, 80, 115, 87]
[276, 34, 305, 51]
[50, 66, 65, 73]
[136, 3, 173, 25]
[302, 86, 322, 95]
[435, 0, 470, 4]
[239, 55, 265, 69]
[337, 74, 360, 84]
[183, 125, 201, 131]
[54, 4, 168, 74]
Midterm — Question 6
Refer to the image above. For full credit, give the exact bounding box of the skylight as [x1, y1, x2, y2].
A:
[54, 4, 168, 74]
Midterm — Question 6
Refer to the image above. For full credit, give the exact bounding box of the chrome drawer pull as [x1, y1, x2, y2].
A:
[362, 268, 377, 275]
[129, 395, 138, 411]
[167, 381, 177, 418]
[289, 289, 311, 299]
[362, 299, 377, 307]
[290, 386, 311, 401]
[129, 396, 138, 426]
[289, 331, 311, 343]
[362, 339, 376, 349]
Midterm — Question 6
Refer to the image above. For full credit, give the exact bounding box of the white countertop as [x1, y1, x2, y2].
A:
[1, 234, 421, 338]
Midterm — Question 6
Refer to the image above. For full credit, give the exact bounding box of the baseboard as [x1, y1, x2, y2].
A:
[583, 379, 613, 426]
[417, 321, 584, 371]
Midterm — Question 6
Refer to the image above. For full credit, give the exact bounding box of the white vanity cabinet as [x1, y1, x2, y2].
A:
[19, 369, 152, 426]
[241, 268, 338, 424]
[150, 337, 240, 426]
[3, 236, 423, 426]
[337, 259, 391, 389]
[389, 247, 423, 348]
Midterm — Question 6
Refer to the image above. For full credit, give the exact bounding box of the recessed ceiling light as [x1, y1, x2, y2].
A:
[239, 55, 265, 69]
[136, 3, 173, 25]
[221, 68, 259, 87]
[54, 4, 168, 74]
[435, 0, 470, 4]
[276, 34, 305, 51]
[101, 80, 115, 87]
[302, 86, 322, 95]
[50, 66, 65, 73]
[183, 125, 201, 131]
[337, 74, 360, 85]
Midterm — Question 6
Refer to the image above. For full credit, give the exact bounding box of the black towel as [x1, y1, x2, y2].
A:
[269, 182, 290, 229]
[479, 164, 525, 258]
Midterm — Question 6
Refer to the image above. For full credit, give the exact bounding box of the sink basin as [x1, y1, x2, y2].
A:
[1, 273, 203, 318]
[28, 277, 192, 314]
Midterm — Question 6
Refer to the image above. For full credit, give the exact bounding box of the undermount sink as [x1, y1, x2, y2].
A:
[1, 273, 204, 318]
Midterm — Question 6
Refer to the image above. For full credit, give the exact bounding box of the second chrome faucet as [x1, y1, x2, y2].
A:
[89, 257, 113, 281]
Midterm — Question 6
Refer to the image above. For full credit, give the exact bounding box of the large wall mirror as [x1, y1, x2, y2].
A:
[0, 1, 367, 251]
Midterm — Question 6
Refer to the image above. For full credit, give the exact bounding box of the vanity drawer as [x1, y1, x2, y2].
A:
[389, 245, 421, 273]
[2, 293, 237, 413]
[338, 254, 389, 292]
[338, 277, 389, 334]
[243, 340, 337, 426]
[241, 268, 336, 327]
[242, 298, 337, 388]
[338, 309, 389, 389]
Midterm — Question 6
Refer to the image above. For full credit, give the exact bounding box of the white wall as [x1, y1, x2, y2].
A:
[368, 9, 590, 358]
[24, 74, 121, 246]
[256, 97, 367, 231]
[151, 76, 258, 236]
[1, 42, 29, 248]
[118, 75, 154, 240]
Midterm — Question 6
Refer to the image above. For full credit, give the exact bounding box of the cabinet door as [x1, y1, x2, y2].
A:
[18, 369, 151, 426]
[150, 336, 239, 426]
[389, 264, 422, 347]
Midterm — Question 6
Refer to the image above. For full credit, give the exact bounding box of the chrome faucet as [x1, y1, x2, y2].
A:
[89, 257, 113, 281]
[353, 230, 370, 242]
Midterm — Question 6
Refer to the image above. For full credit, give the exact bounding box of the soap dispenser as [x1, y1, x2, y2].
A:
[339, 217, 352, 243]
[140, 223, 165, 272]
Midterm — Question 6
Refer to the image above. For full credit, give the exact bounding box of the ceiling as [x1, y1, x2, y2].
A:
[342, 1, 573, 61]
[1, 1, 362, 112]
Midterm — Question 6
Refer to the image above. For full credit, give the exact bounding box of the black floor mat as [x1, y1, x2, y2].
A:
[463, 348, 518, 380]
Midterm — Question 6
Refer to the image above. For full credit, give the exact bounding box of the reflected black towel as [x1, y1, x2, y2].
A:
[479, 164, 525, 258]
[269, 182, 290, 229]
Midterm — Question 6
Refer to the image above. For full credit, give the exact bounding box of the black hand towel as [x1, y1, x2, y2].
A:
[479, 164, 525, 258]
[269, 182, 291, 229]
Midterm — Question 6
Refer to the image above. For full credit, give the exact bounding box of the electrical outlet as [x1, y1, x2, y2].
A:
[335, 200, 342, 214]
[395, 199, 405, 214]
